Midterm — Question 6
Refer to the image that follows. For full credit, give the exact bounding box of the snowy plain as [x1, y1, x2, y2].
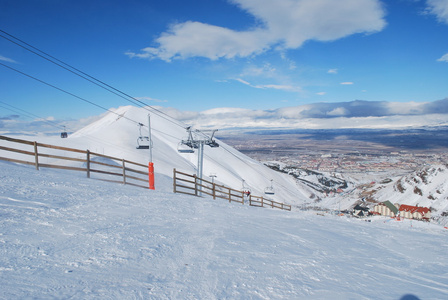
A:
[1, 161, 448, 299]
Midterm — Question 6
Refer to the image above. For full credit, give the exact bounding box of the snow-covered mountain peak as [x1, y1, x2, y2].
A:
[44, 105, 310, 204]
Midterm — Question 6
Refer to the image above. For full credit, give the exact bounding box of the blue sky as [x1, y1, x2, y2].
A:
[1, 0, 448, 124]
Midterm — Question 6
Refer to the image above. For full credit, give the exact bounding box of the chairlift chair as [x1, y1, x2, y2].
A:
[177, 142, 195, 153]
[60, 126, 68, 138]
[136, 123, 150, 149]
[205, 129, 219, 148]
[264, 179, 275, 195]
[178, 126, 199, 153]
[206, 140, 219, 148]
[136, 136, 150, 149]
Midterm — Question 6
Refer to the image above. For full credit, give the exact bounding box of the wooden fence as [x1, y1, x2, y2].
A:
[173, 168, 291, 211]
[0, 135, 150, 189]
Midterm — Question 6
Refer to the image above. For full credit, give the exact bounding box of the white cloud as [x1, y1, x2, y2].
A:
[426, 0, 448, 24]
[386, 101, 425, 115]
[437, 53, 448, 62]
[233, 0, 385, 48]
[240, 63, 277, 78]
[340, 82, 354, 85]
[235, 78, 251, 86]
[235, 78, 302, 92]
[156, 99, 448, 130]
[327, 69, 338, 74]
[151, 98, 448, 128]
[316, 92, 326, 95]
[127, 0, 386, 61]
[327, 107, 349, 116]
[126, 21, 268, 61]
[0, 54, 16, 63]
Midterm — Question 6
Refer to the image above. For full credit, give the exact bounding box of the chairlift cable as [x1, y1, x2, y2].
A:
[0, 30, 216, 145]
[0, 29, 188, 130]
[0, 30, 235, 172]
[0, 101, 151, 159]
[0, 63, 182, 146]
[0, 62, 145, 127]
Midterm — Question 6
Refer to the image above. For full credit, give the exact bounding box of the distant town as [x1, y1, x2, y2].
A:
[218, 128, 448, 174]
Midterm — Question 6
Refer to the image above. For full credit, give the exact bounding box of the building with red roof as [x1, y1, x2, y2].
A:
[373, 202, 431, 221]
[399, 204, 431, 220]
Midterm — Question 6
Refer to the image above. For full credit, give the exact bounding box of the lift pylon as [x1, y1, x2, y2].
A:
[178, 127, 220, 195]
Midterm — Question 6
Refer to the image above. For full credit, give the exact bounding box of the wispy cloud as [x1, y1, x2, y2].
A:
[437, 53, 448, 62]
[0, 54, 16, 63]
[235, 78, 302, 92]
[240, 63, 277, 78]
[340, 82, 354, 85]
[126, 0, 386, 61]
[327, 69, 338, 74]
[426, 0, 448, 24]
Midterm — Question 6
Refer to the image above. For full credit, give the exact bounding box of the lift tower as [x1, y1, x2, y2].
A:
[178, 127, 219, 195]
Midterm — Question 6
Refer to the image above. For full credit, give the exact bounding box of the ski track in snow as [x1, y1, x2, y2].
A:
[1, 161, 448, 299]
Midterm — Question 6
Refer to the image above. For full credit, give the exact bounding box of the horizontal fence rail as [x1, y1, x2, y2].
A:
[173, 168, 291, 211]
[0, 135, 151, 189]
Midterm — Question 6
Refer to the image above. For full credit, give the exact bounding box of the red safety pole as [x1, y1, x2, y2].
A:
[146, 114, 155, 190]
[148, 162, 155, 190]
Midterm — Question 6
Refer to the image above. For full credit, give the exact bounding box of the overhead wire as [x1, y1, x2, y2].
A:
[0, 61, 185, 158]
[1, 30, 287, 191]
[0, 99, 151, 159]
[0, 29, 188, 130]
[0, 30, 219, 157]
[0, 62, 142, 127]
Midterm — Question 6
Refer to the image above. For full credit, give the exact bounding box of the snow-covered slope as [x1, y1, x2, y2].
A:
[364, 165, 448, 215]
[1, 161, 448, 299]
[5, 105, 310, 204]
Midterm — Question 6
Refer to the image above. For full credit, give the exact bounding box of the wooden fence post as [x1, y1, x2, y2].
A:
[122, 159, 126, 184]
[194, 175, 198, 196]
[86, 150, 90, 178]
[33, 141, 39, 170]
[261, 196, 264, 207]
[173, 168, 177, 193]
[212, 183, 216, 200]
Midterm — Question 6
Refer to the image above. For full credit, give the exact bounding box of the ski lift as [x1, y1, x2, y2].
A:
[264, 179, 275, 195]
[177, 142, 194, 153]
[60, 126, 68, 138]
[205, 129, 219, 148]
[178, 126, 198, 153]
[136, 123, 150, 149]
[137, 137, 150, 149]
